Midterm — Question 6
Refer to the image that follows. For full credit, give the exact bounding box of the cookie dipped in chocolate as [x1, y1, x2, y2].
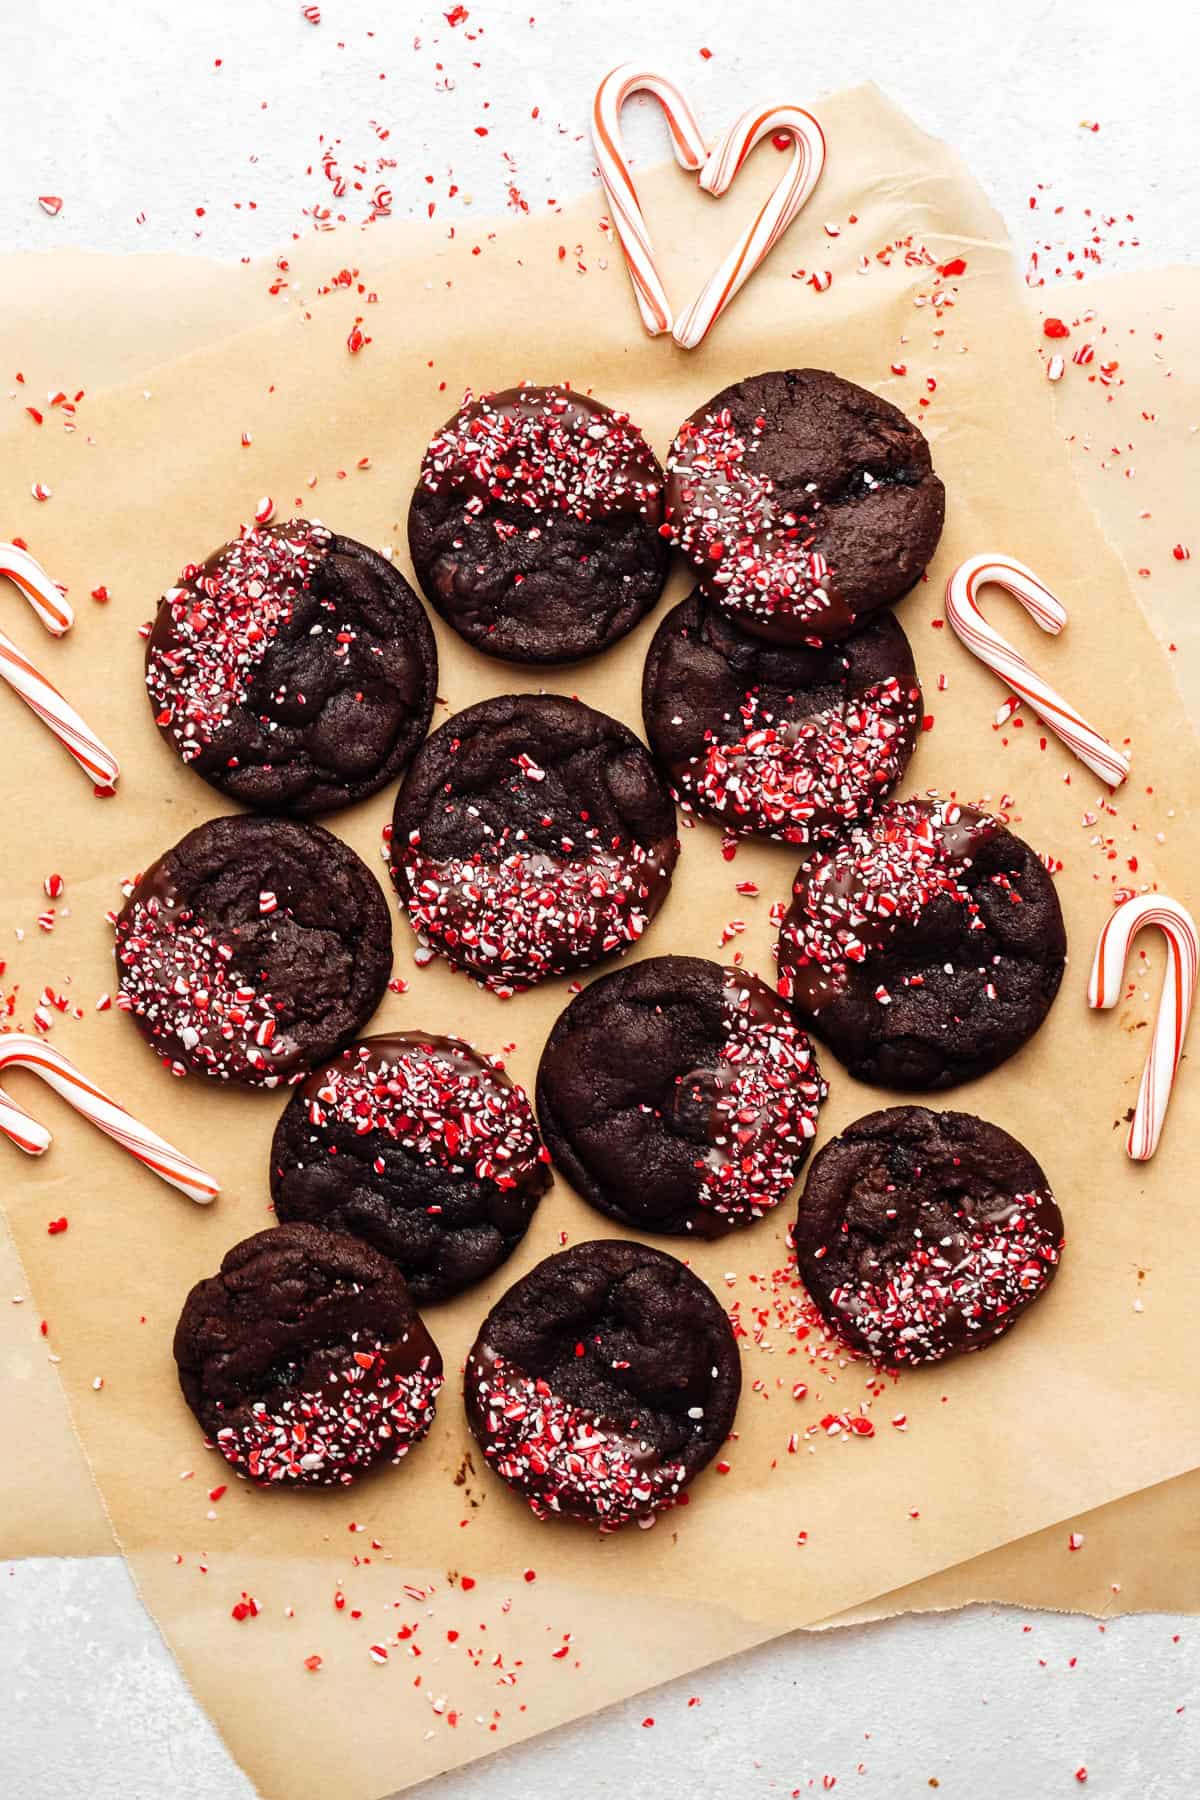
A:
[642, 588, 922, 844]
[146, 520, 437, 815]
[174, 1223, 443, 1487]
[776, 798, 1066, 1090]
[271, 1031, 552, 1303]
[409, 384, 670, 663]
[115, 815, 392, 1087]
[794, 1107, 1064, 1365]
[464, 1240, 741, 1524]
[389, 693, 678, 996]
[665, 369, 945, 646]
[537, 955, 825, 1236]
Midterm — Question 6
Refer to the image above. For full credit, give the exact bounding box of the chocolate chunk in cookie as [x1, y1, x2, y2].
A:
[642, 588, 922, 844]
[173, 1223, 443, 1486]
[145, 521, 437, 814]
[115, 814, 392, 1087]
[271, 1032, 552, 1303]
[665, 368, 945, 644]
[537, 956, 825, 1237]
[794, 1107, 1064, 1365]
[389, 693, 679, 996]
[408, 385, 670, 663]
[775, 798, 1066, 1090]
[464, 1240, 741, 1524]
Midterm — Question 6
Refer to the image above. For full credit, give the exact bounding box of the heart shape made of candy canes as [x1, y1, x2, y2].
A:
[592, 65, 826, 350]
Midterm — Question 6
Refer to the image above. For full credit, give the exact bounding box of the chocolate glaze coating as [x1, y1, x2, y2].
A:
[641, 588, 923, 844]
[173, 1223, 443, 1486]
[145, 521, 437, 815]
[389, 693, 679, 995]
[271, 1032, 552, 1303]
[776, 799, 1067, 1090]
[794, 1107, 1064, 1365]
[409, 385, 670, 663]
[115, 814, 393, 1087]
[464, 1239, 741, 1524]
[536, 955, 825, 1237]
[665, 368, 945, 645]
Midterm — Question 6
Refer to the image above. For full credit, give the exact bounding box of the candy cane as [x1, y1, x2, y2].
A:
[592, 64, 708, 337]
[1088, 896, 1198, 1162]
[0, 1032, 219, 1203]
[0, 544, 121, 791]
[672, 104, 826, 351]
[944, 553, 1130, 788]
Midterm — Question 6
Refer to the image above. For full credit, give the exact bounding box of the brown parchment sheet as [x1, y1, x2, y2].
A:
[2, 86, 1199, 1797]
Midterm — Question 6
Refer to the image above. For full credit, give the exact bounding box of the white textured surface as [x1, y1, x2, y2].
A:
[3, 2, 1198, 1797]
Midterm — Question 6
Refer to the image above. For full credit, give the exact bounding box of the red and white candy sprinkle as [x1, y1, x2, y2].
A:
[214, 1338, 441, 1486]
[471, 1352, 687, 1525]
[681, 677, 920, 843]
[145, 520, 328, 764]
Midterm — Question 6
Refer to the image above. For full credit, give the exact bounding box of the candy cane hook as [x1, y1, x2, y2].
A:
[672, 104, 826, 351]
[0, 544, 121, 791]
[945, 553, 1130, 788]
[1088, 896, 1197, 1161]
[592, 64, 708, 337]
[0, 1032, 219, 1203]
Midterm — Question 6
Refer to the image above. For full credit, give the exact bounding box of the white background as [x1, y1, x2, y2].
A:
[2, 2, 1198, 1796]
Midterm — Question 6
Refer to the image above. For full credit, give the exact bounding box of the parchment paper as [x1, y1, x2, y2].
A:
[2, 87, 1198, 1797]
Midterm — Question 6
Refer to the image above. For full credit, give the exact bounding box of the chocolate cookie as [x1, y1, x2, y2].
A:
[174, 1223, 443, 1486]
[408, 384, 670, 663]
[776, 799, 1066, 1090]
[145, 520, 437, 815]
[794, 1107, 1064, 1365]
[464, 1240, 740, 1525]
[642, 588, 923, 844]
[665, 368, 945, 644]
[536, 956, 825, 1237]
[271, 1032, 553, 1303]
[389, 693, 679, 996]
[115, 814, 392, 1087]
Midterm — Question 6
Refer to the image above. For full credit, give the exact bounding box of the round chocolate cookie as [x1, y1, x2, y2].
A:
[115, 814, 392, 1087]
[174, 1222, 443, 1487]
[776, 798, 1066, 1090]
[145, 520, 437, 815]
[408, 384, 670, 664]
[642, 588, 923, 844]
[464, 1240, 741, 1525]
[271, 1032, 553, 1303]
[794, 1107, 1064, 1365]
[389, 693, 679, 996]
[537, 956, 825, 1237]
[665, 368, 945, 645]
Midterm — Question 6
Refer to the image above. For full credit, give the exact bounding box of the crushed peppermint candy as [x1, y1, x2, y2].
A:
[683, 678, 921, 844]
[666, 405, 831, 628]
[300, 1036, 549, 1190]
[778, 798, 995, 992]
[692, 977, 826, 1222]
[397, 843, 670, 997]
[825, 1198, 1062, 1366]
[145, 520, 329, 763]
[115, 889, 293, 1085]
[420, 384, 661, 526]
[214, 1338, 442, 1486]
[469, 1352, 687, 1525]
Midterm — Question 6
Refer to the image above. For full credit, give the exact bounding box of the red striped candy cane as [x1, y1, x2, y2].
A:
[0, 541, 74, 634]
[1088, 896, 1197, 1162]
[592, 64, 708, 337]
[672, 104, 826, 351]
[0, 1032, 219, 1203]
[1, 543, 121, 791]
[944, 553, 1130, 788]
